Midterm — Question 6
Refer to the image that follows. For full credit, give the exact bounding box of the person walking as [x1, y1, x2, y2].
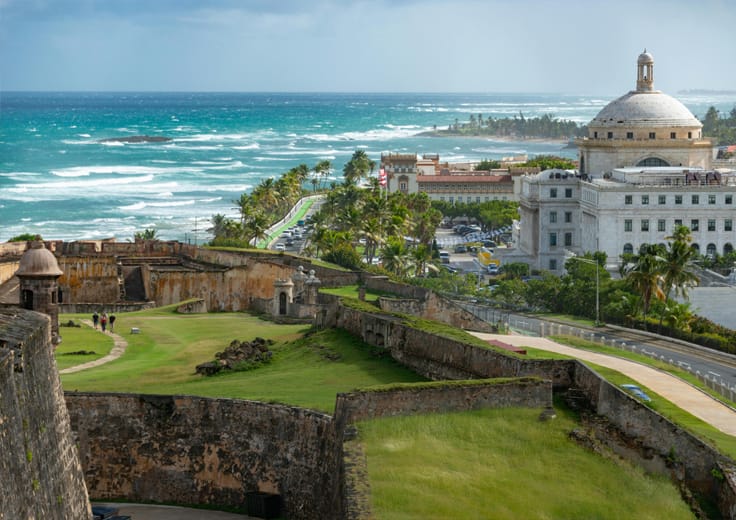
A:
[109, 314, 116, 332]
[100, 312, 107, 332]
[92, 311, 99, 330]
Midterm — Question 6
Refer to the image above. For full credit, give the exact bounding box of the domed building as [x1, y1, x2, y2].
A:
[578, 50, 712, 176]
[512, 51, 735, 272]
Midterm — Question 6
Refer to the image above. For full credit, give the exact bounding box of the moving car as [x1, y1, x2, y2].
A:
[621, 384, 652, 402]
[439, 251, 450, 264]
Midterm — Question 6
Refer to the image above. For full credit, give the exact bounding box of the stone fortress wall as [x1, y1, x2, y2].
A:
[2, 241, 735, 518]
[0, 308, 92, 520]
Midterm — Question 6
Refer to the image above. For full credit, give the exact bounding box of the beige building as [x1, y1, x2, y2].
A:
[381, 153, 529, 203]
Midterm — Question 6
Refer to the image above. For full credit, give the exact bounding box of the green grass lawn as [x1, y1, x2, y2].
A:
[55, 320, 115, 370]
[359, 407, 695, 520]
[58, 307, 424, 412]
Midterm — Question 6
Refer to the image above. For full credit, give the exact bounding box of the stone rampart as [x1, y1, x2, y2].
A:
[0, 308, 91, 519]
[335, 302, 575, 387]
[65, 393, 340, 520]
[574, 363, 734, 507]
[334, 378, 551, 429]
[0, 260, 19, 285]
[58, 256, 120, 304]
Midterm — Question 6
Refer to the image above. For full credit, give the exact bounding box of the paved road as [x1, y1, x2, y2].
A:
[470, 332, 736, 436]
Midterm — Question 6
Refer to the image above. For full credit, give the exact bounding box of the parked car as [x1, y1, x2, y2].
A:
[486, 264, 500, 275]
[482, 240, 497, 248]
[275, 244, 286, 251]
[439, 251, 451, 264]
[454, 244, 468, 253]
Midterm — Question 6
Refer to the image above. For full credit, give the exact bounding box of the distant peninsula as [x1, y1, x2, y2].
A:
[418, 113, 586, 141]
[99, 135, 172, 144]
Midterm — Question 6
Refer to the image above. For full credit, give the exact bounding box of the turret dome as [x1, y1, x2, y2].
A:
[16, 241, 63, 277]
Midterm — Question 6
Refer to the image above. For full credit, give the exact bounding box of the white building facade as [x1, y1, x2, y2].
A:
[514, 51, 736, 272]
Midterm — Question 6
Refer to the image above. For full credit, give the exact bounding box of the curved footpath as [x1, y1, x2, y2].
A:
[471, 332, 736, 436]
[59, 320, 128, 374]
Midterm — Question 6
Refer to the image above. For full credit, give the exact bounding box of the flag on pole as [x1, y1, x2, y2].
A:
[378, 167, 387, 187]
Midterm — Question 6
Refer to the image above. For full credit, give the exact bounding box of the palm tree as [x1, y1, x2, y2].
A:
[657, 225, 699, 329]
[233, 193, 254, 225]
[313, 160, 332, 190]
[342, 150, 375, 185]
[134, 228, 158, 241]
[380, 238, 414, 278]
[624, 244, 665, 318]
[208, 214, 229, 239]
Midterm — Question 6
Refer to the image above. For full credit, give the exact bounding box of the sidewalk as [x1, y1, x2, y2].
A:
[470, 332, 736, 436]
[60, 320, 128, 374]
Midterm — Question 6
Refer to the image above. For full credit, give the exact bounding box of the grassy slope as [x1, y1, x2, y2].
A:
[359, 408, 695, 520]
[58, 308, 423, 412]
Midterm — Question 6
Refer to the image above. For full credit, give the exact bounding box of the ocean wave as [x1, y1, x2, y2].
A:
[232, 143, 260, 150]
[119, 202, 147, 211]
[101, 140, 125, 147]
[156, 192, 174, 198]
[61, 139, 97, 145]
[50, 165, 201, 177]
[77, 133, 92, 138]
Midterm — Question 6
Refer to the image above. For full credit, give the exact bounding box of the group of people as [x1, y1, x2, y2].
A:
[92, 311, 116, 333]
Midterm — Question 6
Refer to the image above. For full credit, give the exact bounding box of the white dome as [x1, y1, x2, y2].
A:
[589, 90, 702, 129]
[637, 51, 654, 64]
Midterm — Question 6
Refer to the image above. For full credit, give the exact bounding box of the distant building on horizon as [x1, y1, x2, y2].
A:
[380, 152, 538, 203]
[507, 50, 736, 272]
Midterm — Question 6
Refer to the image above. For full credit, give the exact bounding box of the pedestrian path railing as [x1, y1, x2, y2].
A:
[457, 301, 736, 405]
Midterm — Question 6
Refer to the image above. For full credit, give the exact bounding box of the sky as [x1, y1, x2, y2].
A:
[1, 0, 735, 95]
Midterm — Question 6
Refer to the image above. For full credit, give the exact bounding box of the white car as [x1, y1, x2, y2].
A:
[275, 244, 285, 251]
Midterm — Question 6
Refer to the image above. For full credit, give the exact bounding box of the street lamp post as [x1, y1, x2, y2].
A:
[566, 253, 600, 326]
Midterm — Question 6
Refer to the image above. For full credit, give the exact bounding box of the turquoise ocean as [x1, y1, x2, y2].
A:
[2, 91, 734, 243]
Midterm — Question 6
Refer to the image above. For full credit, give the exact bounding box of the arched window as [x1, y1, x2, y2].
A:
[623, 243, 634, 255]
[279, 292, 287, 315]
[691, 243, 700, 253]
[706, 243, 717, 257]
[636, 157, 670, 167]
[724, 243, 733, 255]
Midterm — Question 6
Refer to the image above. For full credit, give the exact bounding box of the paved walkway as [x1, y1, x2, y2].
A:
[59, 320, 128, 374]
[471, 332, 736, 437]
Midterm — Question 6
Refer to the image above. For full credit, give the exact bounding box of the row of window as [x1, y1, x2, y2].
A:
[549, 211, 574, 224]
[592, 130, 698, 140]
[623, 243, 734, 256]
[624, 193, 734, 205]
[624, 218, 733, 232]
[548, 232, 573, 248]
[439, 196, 509, 203]
[547, 242, 735, 272]
[549, 187, 574, 198]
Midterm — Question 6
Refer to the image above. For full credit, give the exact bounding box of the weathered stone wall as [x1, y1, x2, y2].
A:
[334, 378, 551, 428]
[0, 260, 19, 285]
[58, 256, 120, 304]
[65, 393, 340, 520]
[0, 308, 91, 520]
[335, 302, 575, 387]
[574, 363, 734, 509]
[60, 302, 156, 314]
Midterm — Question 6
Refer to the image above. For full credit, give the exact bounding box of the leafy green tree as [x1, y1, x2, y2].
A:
[134, 228, 159, 241]
[9, 233, 41, 242]
[501, 262, 529, 279]
[519, 155, 576, 170]
[475, 159, 501, 170]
